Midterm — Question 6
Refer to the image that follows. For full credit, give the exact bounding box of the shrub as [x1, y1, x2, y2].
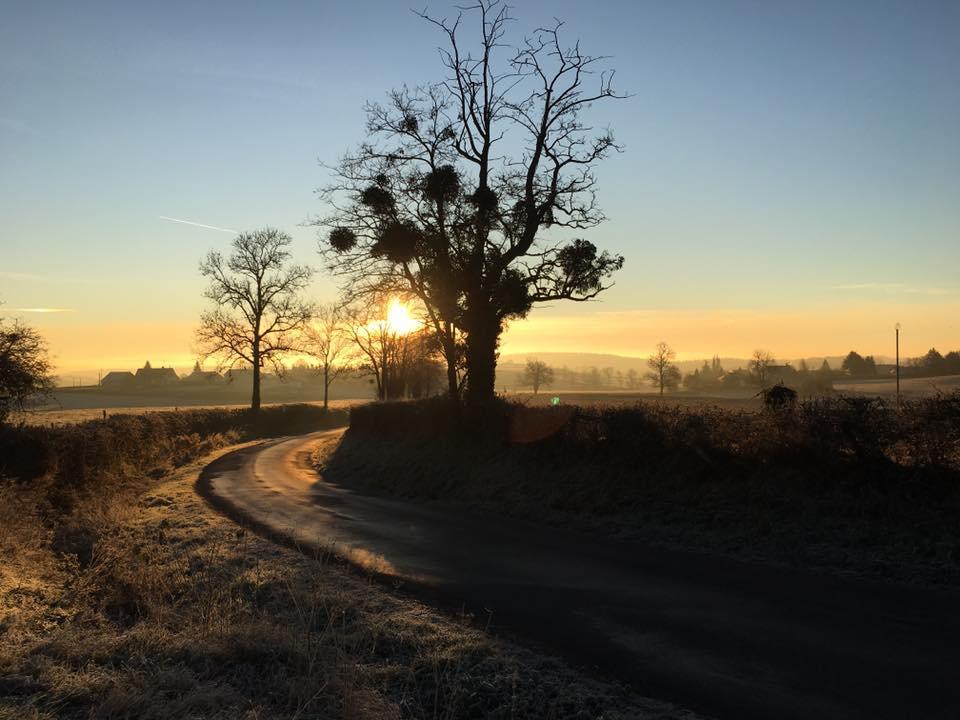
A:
[0, 404, 347, 488]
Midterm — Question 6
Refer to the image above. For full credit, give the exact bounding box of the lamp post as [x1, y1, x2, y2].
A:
[895, 322, 901, 407]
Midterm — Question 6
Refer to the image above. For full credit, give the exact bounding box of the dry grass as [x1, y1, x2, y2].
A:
[0, 440, 698, 719]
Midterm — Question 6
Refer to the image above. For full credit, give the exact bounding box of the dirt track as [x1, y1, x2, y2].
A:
[199, 430, 960, 720]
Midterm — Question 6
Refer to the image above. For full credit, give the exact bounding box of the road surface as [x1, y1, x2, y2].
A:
[198, 430, 960, 720]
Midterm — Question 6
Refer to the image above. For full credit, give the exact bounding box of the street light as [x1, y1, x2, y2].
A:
[895, 322, 901, 407]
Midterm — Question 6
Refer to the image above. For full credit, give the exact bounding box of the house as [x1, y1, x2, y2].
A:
[181, 362, 223, 385]
[101, 371, 135, 389]
[134, 362, 179, 386]
[224, 368, 252, 384]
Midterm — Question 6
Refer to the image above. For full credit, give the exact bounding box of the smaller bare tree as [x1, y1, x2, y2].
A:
[750, 349, 776, 389]
[302, 303, 352, 410]
[344, 301, 406, 400]
[196, 228, 313, 411]
[523, 359, 555, 394]
[645, 341, 681, 396]
[0, 314, 55, 422]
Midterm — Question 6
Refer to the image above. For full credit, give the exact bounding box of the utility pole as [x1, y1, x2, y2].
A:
[895, 322, 901, 407]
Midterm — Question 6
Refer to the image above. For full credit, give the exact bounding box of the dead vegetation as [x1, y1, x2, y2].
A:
[0, 407, 696, 720]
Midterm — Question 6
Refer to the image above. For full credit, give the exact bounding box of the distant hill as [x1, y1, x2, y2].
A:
[501, 352, 750, 374]
[500, 352, 891, 374]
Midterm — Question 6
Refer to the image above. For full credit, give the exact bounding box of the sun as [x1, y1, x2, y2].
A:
[385, 298, 421, 336]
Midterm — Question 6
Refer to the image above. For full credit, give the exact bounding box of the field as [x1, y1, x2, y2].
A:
[833, 373, 960, 398]
[15, 399, 363, 426]
[506, 390, 762, 410]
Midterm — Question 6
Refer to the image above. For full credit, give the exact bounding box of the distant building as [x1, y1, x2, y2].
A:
[182, 361, 223, 385]
[134, 362, 179, 386]
[224, 367, 252, 384]
[101, 371, 135, 389]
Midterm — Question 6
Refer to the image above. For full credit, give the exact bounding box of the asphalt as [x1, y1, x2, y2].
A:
[198, 429, 960, 720]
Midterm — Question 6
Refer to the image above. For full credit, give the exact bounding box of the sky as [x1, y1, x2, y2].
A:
[2, 0, 958, 378]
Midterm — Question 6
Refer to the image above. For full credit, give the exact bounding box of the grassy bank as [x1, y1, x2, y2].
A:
[321, 395, 960, 585]
[0, 407, 696, 719]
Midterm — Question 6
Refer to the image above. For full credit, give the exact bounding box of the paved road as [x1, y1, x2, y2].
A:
[199, 430, 960, 720]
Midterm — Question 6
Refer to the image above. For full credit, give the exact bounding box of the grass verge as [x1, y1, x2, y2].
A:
[0, 424, 699, 719]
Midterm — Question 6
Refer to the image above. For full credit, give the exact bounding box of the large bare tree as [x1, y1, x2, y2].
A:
[315, 0, 624, 409]
[196, 228, 313, 411]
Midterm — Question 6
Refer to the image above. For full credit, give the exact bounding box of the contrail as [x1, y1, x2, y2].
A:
[12, 308, 75, 313]
[159, 216, 238, 234]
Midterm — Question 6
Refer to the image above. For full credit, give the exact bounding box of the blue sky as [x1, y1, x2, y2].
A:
[2, 0, 958, 371]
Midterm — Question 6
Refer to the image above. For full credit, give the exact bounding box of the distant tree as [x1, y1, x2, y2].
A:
[798, 358, 809, 374]
[523, 359, 555, 394]
[841, 351, 876, 377]
[303, 303, 353, 410]
[196, 228, 313, 411]
[686, 355, 724, 390]
[645, 341, 681, 396]
[683, 367, 702, 390]
[586, 367, 602, 387]
[945, 350, 960, 374]
[625, 368, 640, 389]
[0, 315, 55, 422]
[819, 359, 832, 375]
[344, 299, 437, 400]
[749, 349, 775, 388]
[918, 348, 945, 375]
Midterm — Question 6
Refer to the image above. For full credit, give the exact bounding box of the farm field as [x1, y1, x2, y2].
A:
[16, 398, 364, 426]
[507, 390, 762, 410]
[833, 373, 960, 397]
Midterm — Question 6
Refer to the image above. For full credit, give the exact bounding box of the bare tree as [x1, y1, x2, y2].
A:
[196, 228, 313, 411]
[749, 349, 775, 389]
[522, 359, 555, 394]
[0, 314, 55, 422]
[645, 341, 681, 396]
[344, 299, 425, 400]
[302, 303, 352, 410]
[316, 0, 625, 409]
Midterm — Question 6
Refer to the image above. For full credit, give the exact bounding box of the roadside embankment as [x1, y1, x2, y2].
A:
[318, 395, 960, 585]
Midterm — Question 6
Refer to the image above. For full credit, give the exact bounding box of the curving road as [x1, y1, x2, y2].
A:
[198, 430, 960, 720]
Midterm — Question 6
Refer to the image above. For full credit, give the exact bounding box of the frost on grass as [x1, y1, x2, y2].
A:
[0, 447, 698, 720]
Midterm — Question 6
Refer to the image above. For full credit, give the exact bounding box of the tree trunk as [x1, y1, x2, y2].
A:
[251, 345, 261, 412]
[322, 365, 329, 411]
[463, 307, 499, 409]
[443, 330, 459, 401]
[446, 362, 459, 400]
